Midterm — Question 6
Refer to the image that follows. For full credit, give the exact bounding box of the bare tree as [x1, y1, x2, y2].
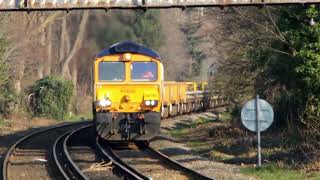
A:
[60, 11, 90, 82]
[45, 22, 53, 76]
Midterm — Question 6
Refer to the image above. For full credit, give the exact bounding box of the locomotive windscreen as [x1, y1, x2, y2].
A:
[131, 62, 158, 81]
[99, 62, 125, 81]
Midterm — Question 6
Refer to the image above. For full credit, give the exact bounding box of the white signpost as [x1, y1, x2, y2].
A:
[241, 95, 274, 167]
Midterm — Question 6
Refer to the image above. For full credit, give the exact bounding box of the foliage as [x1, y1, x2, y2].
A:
[0, 38, 9, 86]
[0, 38, 15, 117]
[241, 164, 316, 180]
[27, 76, 73, 120]
[277, 5, 320, 121]
[96, 10, 163, 51]
[64, 112, 93, 122]
[0, 83, 15, 117]
[181, 14, 207, 77]
[246, 5, 320, 132]
[206, 6, 320, 134]
[207, 8, 266, 107]
[132, 10, 163, 49]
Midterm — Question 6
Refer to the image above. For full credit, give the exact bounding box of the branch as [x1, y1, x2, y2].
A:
[265, 6, 287, 42]
[61, 11, 90, 78]
[232, 7, 289, 45]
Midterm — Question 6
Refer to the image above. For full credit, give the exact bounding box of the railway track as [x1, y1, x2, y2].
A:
[3, 119, 215, 180]
[137, 142, 214, 180]
[2, 121, 91, 180]
[103, 140, 215, 180]
[95, 138, 149, 180]
[52, 125, 92, 180]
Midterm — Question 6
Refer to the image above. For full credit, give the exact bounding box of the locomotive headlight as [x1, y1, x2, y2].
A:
[123, 53, 132, 61]
[144, 100, 158, 106]
[99, 99, 112, 107]
[145, 100, 151, 106]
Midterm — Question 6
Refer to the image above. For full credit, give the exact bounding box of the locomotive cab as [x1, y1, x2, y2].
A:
[93, 41, 163, 141]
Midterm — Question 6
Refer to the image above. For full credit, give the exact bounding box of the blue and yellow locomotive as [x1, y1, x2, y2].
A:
[93, 41, 163, 141]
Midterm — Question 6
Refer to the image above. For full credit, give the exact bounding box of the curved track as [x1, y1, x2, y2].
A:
[101, 141, 215, 180]
[52, 125, 92, 180]
[95, 138, 150, 180]
[3, 120, 215, 180]
[137, 142, 214, 180]
[2, 121, 91, 180]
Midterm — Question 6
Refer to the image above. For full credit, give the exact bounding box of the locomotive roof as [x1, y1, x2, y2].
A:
[96, 41, 161, 60]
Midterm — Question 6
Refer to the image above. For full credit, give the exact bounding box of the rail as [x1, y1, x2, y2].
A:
[1, 120, 90, 180]
[137, 142, 215, 180]
[52, 125, 93, 180]
[95, 139, 150, 180]
[1, 0, 320, 11]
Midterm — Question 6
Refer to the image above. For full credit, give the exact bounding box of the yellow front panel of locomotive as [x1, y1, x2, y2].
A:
[93, 54, 162, 113]
[96, 84, 161, 112]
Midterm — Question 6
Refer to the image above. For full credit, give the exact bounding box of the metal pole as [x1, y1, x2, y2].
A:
[256, 95, 261, 167]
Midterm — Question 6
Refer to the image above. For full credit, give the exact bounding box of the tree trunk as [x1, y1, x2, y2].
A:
[61, 11, 90, 79]
[45, 23, 52, 76]
[58, 16, 67, 64]
[72, 68, 78, 93]
[37, 63, 44, 79]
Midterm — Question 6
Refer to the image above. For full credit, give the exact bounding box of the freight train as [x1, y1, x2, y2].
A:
[92, 41, 221, 141]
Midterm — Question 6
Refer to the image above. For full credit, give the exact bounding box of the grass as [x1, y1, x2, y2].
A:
[241, 164, 319, 180]
[187, 141, 208, 147]
[169, 113, 320, 179]
[170, 128, 188, 138]
[209, 150, 235, 161]
[170, 116, 215, 138]
[219, 111, 232, 122]
[186, 141, 211, 153]
[169, 116, 218, 154]
[190, 117, 216, 128]
[64, 112, 93, 122]
[0, 118, 6, 126]
[0, 118, 9, 126]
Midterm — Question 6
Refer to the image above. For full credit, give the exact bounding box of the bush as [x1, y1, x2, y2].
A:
[0, 84, 16, 118]
[27, 76, 73, 120]
[0, 38, 16, 118]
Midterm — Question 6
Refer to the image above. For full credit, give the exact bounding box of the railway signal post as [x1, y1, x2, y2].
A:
[241, 95, 274, 167]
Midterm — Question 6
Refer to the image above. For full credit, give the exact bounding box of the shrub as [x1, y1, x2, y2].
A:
[0, 38, 16, 118]
[27, 76, 73, 120]
[0, 84, 16, 118]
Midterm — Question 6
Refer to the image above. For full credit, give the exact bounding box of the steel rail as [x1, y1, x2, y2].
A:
[53, 125, 93, 180]
[137, 142, 215, 180]
[95, 138, 150, 180]
[2, 120, 90, 180]
[0, 2, 319, 12]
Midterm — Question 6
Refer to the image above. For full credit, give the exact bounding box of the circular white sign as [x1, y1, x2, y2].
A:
[241, 99, 274, 132]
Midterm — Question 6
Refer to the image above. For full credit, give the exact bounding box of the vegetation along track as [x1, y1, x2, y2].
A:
[103, 141, 215, 180]
[2, 121, 91, 180]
